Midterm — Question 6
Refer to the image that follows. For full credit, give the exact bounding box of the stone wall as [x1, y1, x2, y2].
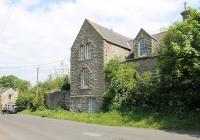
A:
[127, 56, 158, 74]
[45, 91, 70, 109]
[70, 20, 105, 112]
[104, 41, 130, 64]
[132, 29, 160, 59]
[133, 29, 153, 59]
[70, 20, 130, 112]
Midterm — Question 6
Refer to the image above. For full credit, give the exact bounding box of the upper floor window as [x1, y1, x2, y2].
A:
[80, 43, 92, 61]
[81, 68, 90, 89]
[8, 95, 11, 100]
[139, 39, 148, 57]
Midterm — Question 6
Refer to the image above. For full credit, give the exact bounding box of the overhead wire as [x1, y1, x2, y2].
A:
[0, 1, 69, 77]
[0, 58, 67, 69]
[0, 0, 17, 35]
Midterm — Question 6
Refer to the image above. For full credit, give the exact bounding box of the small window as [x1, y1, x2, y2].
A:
[81, 68, 90, 89]
[80, 43, 92, 61]
[139, 39, 148, 57]
[8, 95, 11, 100]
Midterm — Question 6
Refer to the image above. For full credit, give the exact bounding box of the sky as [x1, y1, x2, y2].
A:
[0, 0, 199, 85]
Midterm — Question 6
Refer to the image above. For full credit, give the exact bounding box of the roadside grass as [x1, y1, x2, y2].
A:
[21, 109, 200, 131]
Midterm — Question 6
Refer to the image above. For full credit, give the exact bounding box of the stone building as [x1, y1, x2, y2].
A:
[70, 8, 189, 112]
[70, 19, 131, 112]
[126, 29, 165, 74]
[70, 19, 165, 112]
[0, 88, 18, 111]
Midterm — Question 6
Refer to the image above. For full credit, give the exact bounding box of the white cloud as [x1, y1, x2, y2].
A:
[19, 0, 40, 7]
[0, 0, 199, 85]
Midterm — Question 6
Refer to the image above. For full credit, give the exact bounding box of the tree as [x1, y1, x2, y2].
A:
[0, 75, 30, 93]
[101, 58, 156, 112]
[35, 74, 70, 93]
[61, 76, 70, 91]
[32, 89, 44, 111]
[158, 8, 200, 111]
[16, 93, 33, 111]
[101, 58, 138, 111]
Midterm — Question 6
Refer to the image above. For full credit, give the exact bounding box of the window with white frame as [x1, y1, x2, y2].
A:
[81, 68, 90, 89]
[139, 39, 148, 57]
[80, 43, 92, 61]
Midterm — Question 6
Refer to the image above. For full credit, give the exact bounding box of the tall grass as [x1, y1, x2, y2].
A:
[21, 109, 200, 131]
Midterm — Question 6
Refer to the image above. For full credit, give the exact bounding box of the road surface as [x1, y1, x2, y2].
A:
[0, 114, 199, 140]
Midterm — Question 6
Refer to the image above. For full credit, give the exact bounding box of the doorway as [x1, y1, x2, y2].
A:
[89, 98, 97, 112]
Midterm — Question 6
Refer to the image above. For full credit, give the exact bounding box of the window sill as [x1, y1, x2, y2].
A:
[80, 88, 90, 90]
[79, 59, 92, 62]
[138, 54, 148, 58]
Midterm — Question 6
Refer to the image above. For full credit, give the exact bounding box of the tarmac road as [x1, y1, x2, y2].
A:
[0, 114, 199, 140]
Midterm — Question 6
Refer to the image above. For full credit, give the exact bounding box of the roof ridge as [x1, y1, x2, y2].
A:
[138, 28, 158, 41]
[86, 19, 131, 50]
[87, 19, 131, 40]
[151, 31, 167, 41]
[0, 88, 10, 95]
[152, 31, 167, 36]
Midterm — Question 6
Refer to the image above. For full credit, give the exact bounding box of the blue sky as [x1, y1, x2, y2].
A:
[25, 0, 76, 11]
[0, 0, 199, 85]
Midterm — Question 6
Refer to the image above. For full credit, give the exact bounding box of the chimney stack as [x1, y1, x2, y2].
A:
[181, 2, 189, 20]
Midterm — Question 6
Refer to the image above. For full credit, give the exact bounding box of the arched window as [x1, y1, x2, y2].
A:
[81, 68, 90, 89]
[86, 42, 92, 59]
[80, 43, 92, 61]
[139, 39, 148, 56]
[80, 44, 85, 60]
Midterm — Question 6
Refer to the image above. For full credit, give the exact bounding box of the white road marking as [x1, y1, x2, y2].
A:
[82, 132, 102, 137]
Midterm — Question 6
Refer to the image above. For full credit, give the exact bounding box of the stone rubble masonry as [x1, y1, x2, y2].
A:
[70, 20, 160, 112]
[132, 29, 159, 59]
[129, 29, 159, 74]
[70, 20, 130, 112]
[45, 91, 70, 110]
[128, 56, 158, 74]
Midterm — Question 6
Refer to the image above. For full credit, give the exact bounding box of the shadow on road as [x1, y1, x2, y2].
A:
[164, 130, 200, 138]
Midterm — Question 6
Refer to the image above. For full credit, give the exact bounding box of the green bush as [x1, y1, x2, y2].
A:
[16, 93, 33, 111]
[101, 58, 157, 112]
[158, 8, 200, 111]
[102, 8, 200, 113]
[101, 58, 137, 111]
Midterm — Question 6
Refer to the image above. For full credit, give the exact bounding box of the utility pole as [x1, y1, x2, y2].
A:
[36, 66, 39, 94]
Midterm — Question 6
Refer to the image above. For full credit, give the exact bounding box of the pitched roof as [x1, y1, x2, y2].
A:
[134, 28, 166, 42]
[86, 19, 131, 50]
[138, 28, 159, 41]
[0, 88, 9, 95]
[0, 88, 17, 95]
[152, 31, 166, 41]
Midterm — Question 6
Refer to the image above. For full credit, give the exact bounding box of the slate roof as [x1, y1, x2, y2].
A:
[0, 88, 9, 95]
[135, 28, 167, 42]
[152, 31, 166, 41]
[87, 19, 131, 50]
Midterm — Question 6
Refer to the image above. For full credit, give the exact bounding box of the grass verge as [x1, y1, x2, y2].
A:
[21, 109, 200, 131]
